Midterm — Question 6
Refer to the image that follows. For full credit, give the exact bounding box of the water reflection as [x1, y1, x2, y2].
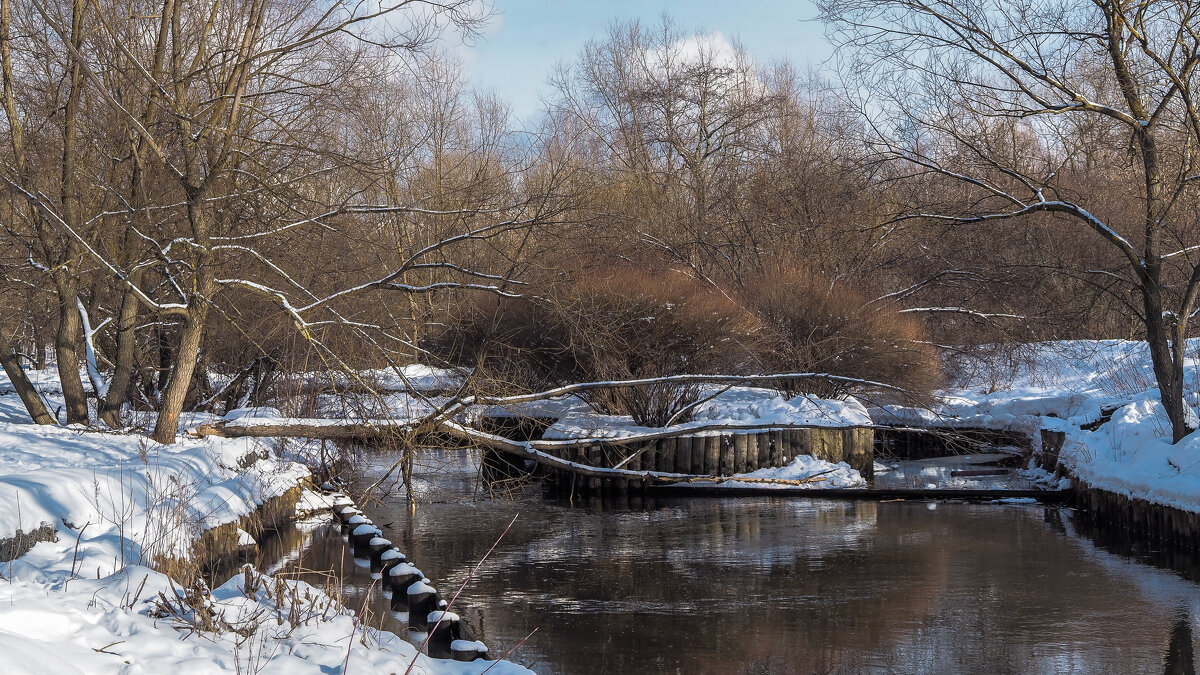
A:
[1165, 611, 1196, 675]
[872, 454, 1036, 491]
[259, 449, 1200, 674]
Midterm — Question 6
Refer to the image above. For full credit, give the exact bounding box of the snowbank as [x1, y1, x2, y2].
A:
[1047, 398, 1200, 513]
[0, 559, 524, 675]
[874, 339, 1200, 431]
[0, 421, 307, 562]
[873, 340, 1200, 513]
[0, 368, 528, 675]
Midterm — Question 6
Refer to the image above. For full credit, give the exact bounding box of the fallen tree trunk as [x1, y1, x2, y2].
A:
[193, 420, 414, 441]
[192, 418, 834, 486]
[0, 333, 55, 425]
[439, 421, 830, 485]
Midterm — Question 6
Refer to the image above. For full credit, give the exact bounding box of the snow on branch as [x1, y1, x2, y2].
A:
[0, 177, 189, 316]
[464, 372, 906, 409]
[868, 269, 978, 305]
[910, 199, 1143, 272]
[1164, 245, 1200, 260]
[77, 299, 112, 400]
[898, 307, 1024, 320]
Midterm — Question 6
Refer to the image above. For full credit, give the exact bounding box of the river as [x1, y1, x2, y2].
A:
[247, 448, 1200, 674]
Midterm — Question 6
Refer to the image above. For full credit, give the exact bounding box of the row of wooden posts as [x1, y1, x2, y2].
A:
[329, 496, 490, 662]
[483, 423, 876, 494]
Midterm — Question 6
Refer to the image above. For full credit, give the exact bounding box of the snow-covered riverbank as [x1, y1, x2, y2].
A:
[875, 340, 1200, 513]
[0, 370, 529, 674]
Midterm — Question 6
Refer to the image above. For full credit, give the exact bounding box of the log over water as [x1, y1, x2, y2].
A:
[192, 418, 877, 490]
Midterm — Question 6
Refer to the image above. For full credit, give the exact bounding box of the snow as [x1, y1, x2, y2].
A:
[390, 562, 423, 577]
[296, 488, 338, 516]
[452, 640, 488, 653]
[360, 364, 467, 392]
[543, 385, 872, 440]
[0, 421, 307, 561]
[428, 610, 460, 624]
[874, 340, 1200, 513]
[408, 579, 437, 595]
[694, 454, 866, 489]
[0, 368, 528, 675]
[0, 562, 526, 675]
[236, 528, 256, 547]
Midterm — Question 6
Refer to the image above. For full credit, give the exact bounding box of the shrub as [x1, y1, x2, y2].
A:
[549, 267, 759, 425]
[431, 266, 760, 426]
[427, 293, 582, 395]
[741, 261, 943, 399]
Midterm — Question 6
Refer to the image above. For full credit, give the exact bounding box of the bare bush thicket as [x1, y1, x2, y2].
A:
[433, 265, 760, 426]
[741, 261, 943, 398]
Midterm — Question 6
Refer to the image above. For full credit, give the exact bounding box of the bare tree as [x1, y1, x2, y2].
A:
[547, 17, 783, 279]
[821, 0, 1200, 441]
[0, 0, 93, 424]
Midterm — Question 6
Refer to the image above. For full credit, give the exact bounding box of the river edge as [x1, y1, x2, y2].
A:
[0, 404, 531, 675]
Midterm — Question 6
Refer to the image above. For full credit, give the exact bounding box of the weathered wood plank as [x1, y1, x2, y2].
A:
[675, 436, 692, 474]
[734, 434, 749, 474]
[705, 435, 719, 475]
[689, 436, 704, 475]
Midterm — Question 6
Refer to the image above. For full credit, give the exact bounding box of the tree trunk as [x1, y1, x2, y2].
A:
[152, 305, 207, 444]
[100, 276, 141, 428]
[54, 284, 89, 424]
[1142, 284, 1190, 443]
[54, 0, 88, 426]
[0, 332, 54, 425]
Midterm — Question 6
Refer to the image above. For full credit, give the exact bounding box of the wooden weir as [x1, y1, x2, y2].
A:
[493, 424, 878, 495]
[193, 417, 1070, 501]
[194, 416, 875, 492]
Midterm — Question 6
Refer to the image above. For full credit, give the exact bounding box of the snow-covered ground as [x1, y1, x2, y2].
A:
[539, 385, 872, 440]
[0, 368, 528, 674]
[874, 340, 1200, 513]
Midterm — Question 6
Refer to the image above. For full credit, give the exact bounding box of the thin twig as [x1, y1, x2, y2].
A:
[479, 627, 538, 674]
[404, 514, 519, 675]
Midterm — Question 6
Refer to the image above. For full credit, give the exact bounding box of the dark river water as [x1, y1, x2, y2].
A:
[250, 449, 1200, 674]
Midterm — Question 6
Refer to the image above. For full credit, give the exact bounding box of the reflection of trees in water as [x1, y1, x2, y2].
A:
[1165, 611, 1195, 675]
[1051, 505, 1200, 585]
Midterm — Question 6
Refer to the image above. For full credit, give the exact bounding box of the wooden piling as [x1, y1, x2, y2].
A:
[689, 436, 704, 475]
[844, 428, 874, 477]
[733, 434, 749, 473]
[588, 444, 602, 491]
[704, 435, 719, 475]
[795, 427, 812, 461]
[675, 436, 692, 474]
[659, 437, 676, 474]
[719, 435, 734, 476]
[756, 432, 770, 469]
[769, 430, 783, 467]
[626, 441, 642, 472]
[781, 429, 796, 464]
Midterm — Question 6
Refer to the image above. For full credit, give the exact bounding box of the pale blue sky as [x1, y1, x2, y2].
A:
[455, 1, 831, 124]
